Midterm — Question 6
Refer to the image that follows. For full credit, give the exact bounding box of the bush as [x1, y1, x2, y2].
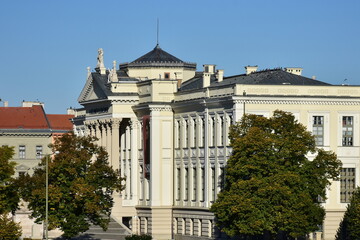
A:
[125, 234, 152, 240]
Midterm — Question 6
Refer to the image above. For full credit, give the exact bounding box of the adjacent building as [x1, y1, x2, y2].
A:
[0, 101, 74, 238]
[73, 45, 360, 240]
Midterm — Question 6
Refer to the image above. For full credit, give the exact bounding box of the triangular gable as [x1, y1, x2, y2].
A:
[78, 73, 108, 103]
[16, 164, 30, 171]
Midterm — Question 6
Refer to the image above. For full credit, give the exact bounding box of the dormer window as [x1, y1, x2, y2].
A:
[164, 72, 170, 80]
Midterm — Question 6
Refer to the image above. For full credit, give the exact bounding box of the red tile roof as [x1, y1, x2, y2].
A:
[0, 105, 49, 129]
[0, 105, 74, 131]
[46, 114, 74, 130]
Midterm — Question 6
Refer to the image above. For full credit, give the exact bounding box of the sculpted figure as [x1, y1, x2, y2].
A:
[97, 48, 104, 68]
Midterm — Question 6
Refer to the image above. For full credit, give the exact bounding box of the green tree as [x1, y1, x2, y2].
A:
[0, 146, 19, 214]
[210, 110, 342, 239]
[20, 133, 124, 239]
[0, 213, 22, 240]
[0, 146, 22, 240]
[336, 187, 360, 240]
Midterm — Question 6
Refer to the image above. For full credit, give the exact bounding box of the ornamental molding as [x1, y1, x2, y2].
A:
[234, 99, 360, 105]
[111, 99, 139, 104]
[149, 105, 173, 112]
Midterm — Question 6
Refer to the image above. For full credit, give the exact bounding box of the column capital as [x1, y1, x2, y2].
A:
[111, 118, 122, 129]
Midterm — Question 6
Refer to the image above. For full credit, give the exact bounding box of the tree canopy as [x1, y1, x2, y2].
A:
[19, 133, 124, 239]
[336, 187, 360, 240]
[210, 110, 342, 239]
[0, 213, 22, 240]
[0, 146, 19, 214]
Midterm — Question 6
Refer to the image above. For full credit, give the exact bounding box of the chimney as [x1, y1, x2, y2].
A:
[203, 64, 216, 74]
[216, 69, 224, 82]
[285, 67, 303, 76]
[245, 65, 258, 75]
[203, 72, 211, 88]
[4, 101, 8, 107]
[312, 76, 316, 80]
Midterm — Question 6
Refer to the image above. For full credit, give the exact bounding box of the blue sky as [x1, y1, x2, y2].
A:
[0, 0, 359, 113]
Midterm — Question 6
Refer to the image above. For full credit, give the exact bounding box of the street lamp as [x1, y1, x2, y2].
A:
[45, 155, 49, 240]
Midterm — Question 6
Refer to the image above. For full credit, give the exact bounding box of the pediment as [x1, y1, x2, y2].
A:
[78, 74, 108, 103]
[16, 164, 30, 171]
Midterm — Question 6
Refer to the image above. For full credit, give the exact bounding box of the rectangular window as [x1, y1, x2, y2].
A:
[211, 167, 215, 202]
[177, 120, 181, 148]
[220, 116, 225, 146]
[201, 167, 205, 201]
[193, 120, 197, 148]
[184, 168, 188, 201]
[212, 117, 215, 147]
[202, 118, 205, 147]
[313, 116, 324, 146]
[219, 166, 225, 190]
[340, 168, 356, 203]
[176, 168, 181, 201]
[184, 120, 188, 148]
[342, 116, 353, 146]
[19, 145, 26, 159]
[36, 145, 43, 159]
[192, 167, 197, 201]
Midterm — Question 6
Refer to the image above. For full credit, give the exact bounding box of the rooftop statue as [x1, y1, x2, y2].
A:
[97, 48, 105, 69]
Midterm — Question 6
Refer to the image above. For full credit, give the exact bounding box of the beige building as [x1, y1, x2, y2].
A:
[74, 45, 360, 240]
[0, 101, 74, 238]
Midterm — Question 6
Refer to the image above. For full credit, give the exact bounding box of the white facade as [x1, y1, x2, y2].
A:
[74, 46, 360, 240]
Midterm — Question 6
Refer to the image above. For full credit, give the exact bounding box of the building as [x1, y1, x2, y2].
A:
[73, 45, 360, 240]
[0, 101, 74, 238]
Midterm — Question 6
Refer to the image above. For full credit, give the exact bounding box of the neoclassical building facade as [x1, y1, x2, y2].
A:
[73, 45, 360, 240]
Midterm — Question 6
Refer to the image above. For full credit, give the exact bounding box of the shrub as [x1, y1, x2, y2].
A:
[125, 234, 152, 240]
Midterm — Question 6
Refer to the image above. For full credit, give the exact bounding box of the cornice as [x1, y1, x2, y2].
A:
[233, 99, 360, 105]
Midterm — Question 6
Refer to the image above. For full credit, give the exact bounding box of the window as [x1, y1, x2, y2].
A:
[211, 167, 215, 202]
[201, 118, 205, 147]
[177, 120, 181, 148]
[340, 168, 356, 203]
[219, 166, 225, 190]
[192, 167, 197, 201]
[184, 120, 188, 148]
[19, 145, 25, 159]
[176, 168, 181, 201]
[36, 145, 43, 159]
[220, 116, 225, 146]
[164, 72, 170, 79]
[193, 119, 197, 148]
[313, 116, 324, 146]
[342, 116, 353, 146]
[184, 168, 188, 201]
[201, 167, 205, 201]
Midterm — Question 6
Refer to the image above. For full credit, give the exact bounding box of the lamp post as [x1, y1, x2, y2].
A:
[45, 155, 49, 240]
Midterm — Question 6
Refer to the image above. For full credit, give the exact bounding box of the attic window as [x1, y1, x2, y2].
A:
[164, 72, 170, 80]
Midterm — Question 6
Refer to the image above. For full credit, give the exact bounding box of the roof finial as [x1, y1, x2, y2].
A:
[156, 18, 159, 47]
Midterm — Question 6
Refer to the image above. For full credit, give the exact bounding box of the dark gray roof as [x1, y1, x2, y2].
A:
[132, 44, 183, 63]
[179, 68, 331, 91]
[120, 45, 197, 70]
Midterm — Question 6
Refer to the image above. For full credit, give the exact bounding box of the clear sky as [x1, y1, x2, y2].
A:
[0, 0, 359, 113]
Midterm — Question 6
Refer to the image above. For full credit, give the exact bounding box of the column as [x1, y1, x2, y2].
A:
[130, 119, 139, 202]
[111, 119, 121, 170]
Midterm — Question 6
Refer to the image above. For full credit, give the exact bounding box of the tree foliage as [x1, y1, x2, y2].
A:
[210, 110, 342, 239]
[0, 146, 19, 214]
[19, 133, 124, 239]
[336, 187, 360, 240]
[0, 213, 22, 240]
